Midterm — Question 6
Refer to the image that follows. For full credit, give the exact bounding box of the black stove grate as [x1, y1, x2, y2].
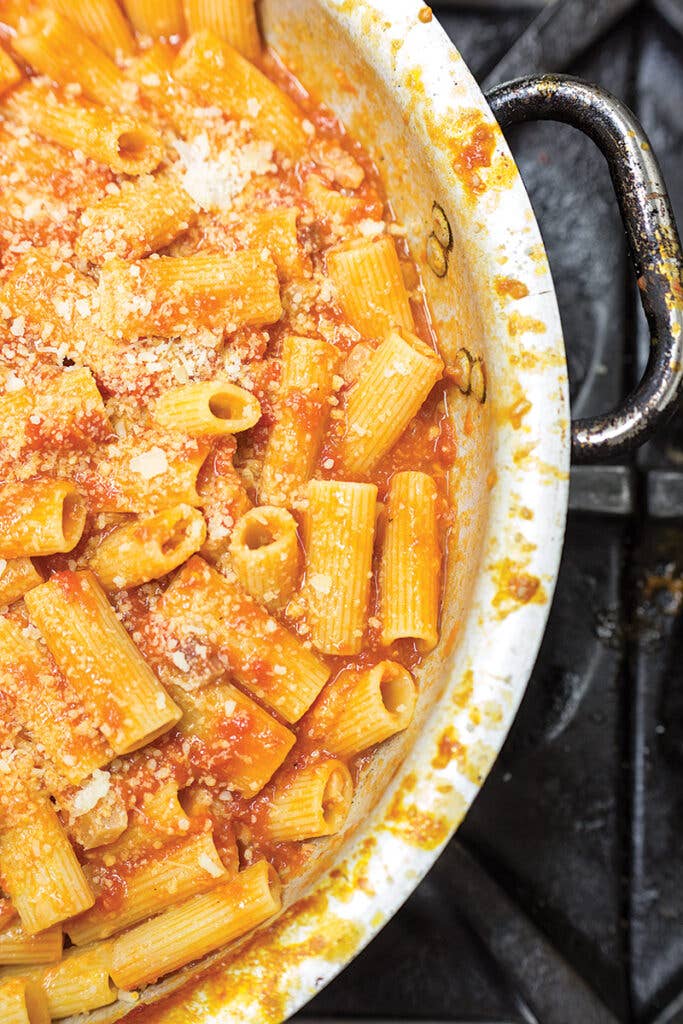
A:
[295, 3, 683, 1022]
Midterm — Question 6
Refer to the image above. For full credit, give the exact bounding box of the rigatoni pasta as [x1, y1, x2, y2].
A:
[20, 943, 117, 1019]
[157, 555, 330, 722]
[0, 559, 42, 607]
[3, 82, 164, 176]
[0, 797, 94, 933]
[229, 505, 300, 611]
[0, 481, 86, 559]
[261, 759, 353, 842]
[67, 832, 230, 944]
[303, 480, 377, 655]
[12, 10, 131, 108]
[259, 334, 339, 507]
[122, 0, 185, 37]
[339, 329, 445, 475]
[0, 977, 50, 1024]
[97, 252, 282, 339]
[0, 615, 112, 785]
[308, 661, 417, 758]
[88, 504, 206, 590]
[380, 471, 441, 651]
[24, 571, 181, 754]
[76, 168, 198, 263]
[182, 0, 261, 59]
[326, 235, 415, 338]
[51, 0, 135, 57]
[0, 0, 458, 1011]
[153, 381, 261, 436]
[0, 923, 62, 966]
[174, 29, 306, 156]
[110, 861, 281, 990]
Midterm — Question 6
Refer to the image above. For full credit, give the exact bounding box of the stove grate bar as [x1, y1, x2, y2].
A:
[481, 0, 637, 88]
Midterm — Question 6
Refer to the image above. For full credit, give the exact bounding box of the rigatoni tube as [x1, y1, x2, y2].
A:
[262, 759, 353, 841]
[89, 504, 207, 590]
[0, 616, 112, 786]
[0, 365, 111, 455]
[76, 168, 198, 264]
[242, 206, 304, 278]
[156, 556, 329, 723]
[0, 797, 94, 934]
[174, 30, 306, 157]
[380, 471, 441, 651]
[320, 661, 417, 758]
[110, 860, 281, 990]
[24, 570, 181, 755]
[303, 480, 377, 655]
[0, 559, 42, 607]
[171, 682, 295, 796]
[94, 440, 209, 515]
[182, 0, 261, 60]
[0, 922, 62, 966]
[122, 0, 186, 36]
[154, 381, 261, 437]
[3, 82, 163, 176]
[67, 831, 230, 945]
[259, 334, 339, 508]
[50, 0, 135, 58]
[229, 506, 300, 611]
[326, 235, 414, 338]
[0, 978, 50, 1024]
[12, 9, 130, 108]
[0, 480, 85, 559]
[339, 329, 444, 476]
[97, 252, 282, 339]
[25, 943, 116, 1019]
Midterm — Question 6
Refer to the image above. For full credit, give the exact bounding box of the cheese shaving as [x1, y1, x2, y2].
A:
[173, 133, 276, 212]
[72, 769, 111, 817]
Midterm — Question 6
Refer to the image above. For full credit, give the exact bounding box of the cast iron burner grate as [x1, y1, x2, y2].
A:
[294, 2, 683, 1021]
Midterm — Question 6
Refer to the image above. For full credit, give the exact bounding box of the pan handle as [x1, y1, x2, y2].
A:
[485, 74, 683, 464]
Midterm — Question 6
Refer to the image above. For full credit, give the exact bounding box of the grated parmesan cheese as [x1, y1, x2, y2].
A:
[198, 852, 224, 878]
[4, 371, 25, 393]
[173, 133, 276, 212]
[308, 573, 332, 595]
[171, 650, 190, 672]
[129, 446, 169, 480]
[72, 769, 111, 817]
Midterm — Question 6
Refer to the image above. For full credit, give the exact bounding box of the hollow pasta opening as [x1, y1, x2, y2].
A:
[117, 130, 151, 162]
[161, 518, 190, 555]
[321, 765, 351, 830]
[378, 664, 416, 720]
[23, 980, 48, 1023]
[61, 491, 86, 549]
[209, 392, 242, 421]
[243, 518, 276, 550]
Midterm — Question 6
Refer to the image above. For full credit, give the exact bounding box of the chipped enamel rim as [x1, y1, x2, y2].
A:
[129, 3, 569, 1021]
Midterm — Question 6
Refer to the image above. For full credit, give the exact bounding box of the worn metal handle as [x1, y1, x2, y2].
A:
[485, 74, 683, 463]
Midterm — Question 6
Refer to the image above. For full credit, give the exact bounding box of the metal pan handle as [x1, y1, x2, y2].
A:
[485, 74, 683, 464]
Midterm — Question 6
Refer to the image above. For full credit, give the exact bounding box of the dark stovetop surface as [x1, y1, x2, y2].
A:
[294, 2, 683, 1022]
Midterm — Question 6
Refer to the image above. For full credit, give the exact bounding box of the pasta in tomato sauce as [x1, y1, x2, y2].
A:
[0, 0, 456, 1013]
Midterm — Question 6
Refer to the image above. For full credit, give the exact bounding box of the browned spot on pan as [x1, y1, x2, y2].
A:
[494, 276, 529, 300]
[508, 311, 546, 336]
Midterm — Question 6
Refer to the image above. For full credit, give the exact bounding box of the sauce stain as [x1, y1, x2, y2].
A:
[508, 311, 546, 336]
[490, 557, 546, 619]
[450, 118, 497, 197]
[494, 276, 529, 300]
